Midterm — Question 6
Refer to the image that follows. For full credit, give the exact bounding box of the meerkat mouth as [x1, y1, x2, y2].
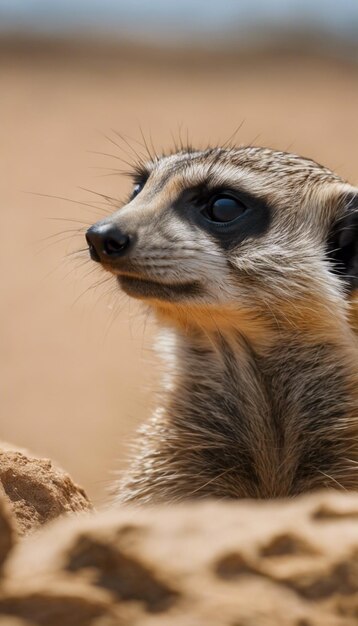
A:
[117, 274, 201, 300]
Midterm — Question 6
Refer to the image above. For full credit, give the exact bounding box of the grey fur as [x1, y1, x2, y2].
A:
[87, 146, 358, 502]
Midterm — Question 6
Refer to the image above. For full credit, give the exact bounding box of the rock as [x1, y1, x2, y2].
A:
[0, 443, 92, 536]
[0, 619, 32, 626]
[0, 490, 15, 573]
[2, 491, 358, 625]
[0, 581, 126, 626]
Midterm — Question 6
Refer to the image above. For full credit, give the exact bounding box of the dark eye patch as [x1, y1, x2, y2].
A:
[171, 184, 272, 250]
[326, 191, 358, 291]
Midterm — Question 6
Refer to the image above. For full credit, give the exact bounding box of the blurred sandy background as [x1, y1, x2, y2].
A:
[0, 2, 357, 505]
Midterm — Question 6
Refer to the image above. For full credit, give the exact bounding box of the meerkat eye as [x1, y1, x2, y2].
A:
[205, 195, 247, 223]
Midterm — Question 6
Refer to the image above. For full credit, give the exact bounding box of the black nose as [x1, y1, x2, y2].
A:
[86, 223, 131, 262]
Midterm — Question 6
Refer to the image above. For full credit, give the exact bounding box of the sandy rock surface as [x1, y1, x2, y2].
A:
[0, 490, 357, 625]
[0, 443, 92, 536]
[0, 492, 15, 573]
[0, 619, 32, 626]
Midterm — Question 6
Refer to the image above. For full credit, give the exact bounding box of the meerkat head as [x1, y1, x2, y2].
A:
[86, 146, 358, 335]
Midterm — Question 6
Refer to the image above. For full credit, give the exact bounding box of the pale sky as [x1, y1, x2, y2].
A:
[0, 0, 357, 44]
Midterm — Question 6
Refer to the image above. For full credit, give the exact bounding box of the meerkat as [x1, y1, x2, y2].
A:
[86, 145, 358, 503]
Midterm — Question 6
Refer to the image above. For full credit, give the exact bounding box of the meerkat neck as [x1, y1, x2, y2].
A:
[119, 316, 358, 503]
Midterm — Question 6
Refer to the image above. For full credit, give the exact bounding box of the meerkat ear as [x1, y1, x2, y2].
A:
[328, 190, 358, 290]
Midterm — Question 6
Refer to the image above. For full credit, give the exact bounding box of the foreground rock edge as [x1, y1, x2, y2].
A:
[0, 491, 357, 625]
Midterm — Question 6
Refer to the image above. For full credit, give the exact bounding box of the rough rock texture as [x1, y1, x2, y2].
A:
[1, 491, 357, 625]
[0, 491, 14, 573]
[0, 620, 32, 626]
[0, 444, 92, 535]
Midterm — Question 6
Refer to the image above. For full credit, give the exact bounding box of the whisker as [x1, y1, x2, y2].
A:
[62, 259, 92, 280]
[111, 129, 147, 162]
[138, 124, 155, 162]
[65, 247, 89, 258]
[36, 234, 85, 254]
[89, 166, 122, 173]
[102, 131, 136, 160]
[46, 217, 91, 226]
[78, 186, 117, 205]
[222, 120, 245, 149]
[93, 171, 133, 179]
[88, 150, 136, 171]
[27, 191, 109, 216]
[148, 130, 158, 162]
[37, 228, 85, 243]
[71, 272, 110, 306]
